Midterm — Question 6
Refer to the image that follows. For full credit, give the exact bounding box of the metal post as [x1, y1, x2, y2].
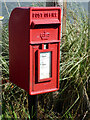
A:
[62, 0, 67, 37]
[28, 95, 38, 120]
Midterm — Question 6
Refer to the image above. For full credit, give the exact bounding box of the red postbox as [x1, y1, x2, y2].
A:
[9, 7, 61, 95]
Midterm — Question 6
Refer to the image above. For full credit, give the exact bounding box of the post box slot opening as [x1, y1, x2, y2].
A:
[31, 19, 60, 28]
[31, 24, 59, 29]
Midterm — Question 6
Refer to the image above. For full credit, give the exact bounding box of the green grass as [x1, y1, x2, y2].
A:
[1, 2, 90, 120]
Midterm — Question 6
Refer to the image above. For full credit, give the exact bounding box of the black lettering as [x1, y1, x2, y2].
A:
[40, 13, 42, 17]
[44, 13, 48, 17]
[49, 13, 51, 17]
[32, 13, 35, 18]
[32, 12, 57, 19]
[35, 13, 39, 18]
[55, 13, 57, 17]
[51, 13, 54, 17]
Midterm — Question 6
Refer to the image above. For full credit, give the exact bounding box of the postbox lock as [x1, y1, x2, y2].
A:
[40, 31, 50, 40]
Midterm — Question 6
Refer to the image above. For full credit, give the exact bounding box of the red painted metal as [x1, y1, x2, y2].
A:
[9, 7, 61, 95]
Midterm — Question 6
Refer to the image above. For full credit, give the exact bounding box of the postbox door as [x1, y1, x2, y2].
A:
[29, 42, 60, 95]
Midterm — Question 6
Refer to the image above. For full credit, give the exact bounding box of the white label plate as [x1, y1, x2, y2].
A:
[40, 52, 51, 79]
